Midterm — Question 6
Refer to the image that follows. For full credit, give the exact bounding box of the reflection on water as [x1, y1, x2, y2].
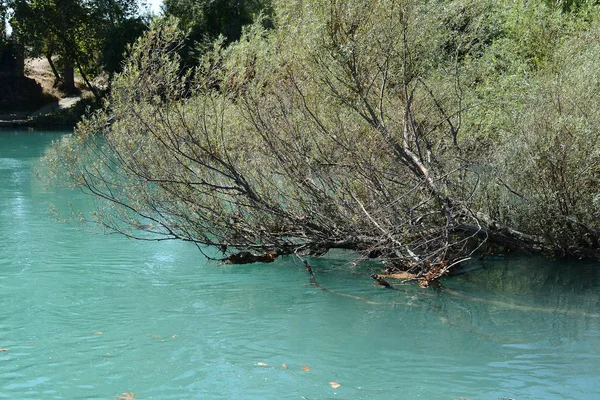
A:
[0, 130, 599, 400]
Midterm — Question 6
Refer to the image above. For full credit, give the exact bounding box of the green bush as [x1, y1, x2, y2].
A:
[46, 0, 600, 282]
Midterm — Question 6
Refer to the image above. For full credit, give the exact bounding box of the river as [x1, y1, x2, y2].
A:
[1, 130, 599, 399]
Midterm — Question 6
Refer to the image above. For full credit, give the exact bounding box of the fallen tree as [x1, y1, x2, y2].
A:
[46, 2, 600, 285]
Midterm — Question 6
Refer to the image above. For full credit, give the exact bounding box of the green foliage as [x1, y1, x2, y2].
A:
[93, 0, 149, 77]
[436, 0, 505, 62]
[10, 0, 148, 91]
[543, 0, 600, 13]
[163, 0, 271, 43]
[1, 1, 7, 43]
[47, 0, 600, 274]
[162, 0, 272, 67]
[483, 25, 600, 251]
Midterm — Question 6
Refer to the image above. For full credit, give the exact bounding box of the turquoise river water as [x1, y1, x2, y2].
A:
[0, 130, 599, 399]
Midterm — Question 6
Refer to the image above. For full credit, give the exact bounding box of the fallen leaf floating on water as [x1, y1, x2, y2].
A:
[0, 348, 8, 352]
[301, 366, 311, 371]
[329, 382, 340, 389]
[115, 393, 135, 399]
[257, 362, 268, 367]
[92, 332, 103, 335]
[281, 363, 288, 369]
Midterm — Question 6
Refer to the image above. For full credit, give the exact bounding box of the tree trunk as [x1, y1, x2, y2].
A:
[46, 53, 61, 88]
[73, 55, 101, 101]
[1, 9, 6, 42]
[62, 58, 76, 94]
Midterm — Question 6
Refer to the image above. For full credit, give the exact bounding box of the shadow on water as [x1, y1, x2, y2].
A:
[303, 251, 600, 350]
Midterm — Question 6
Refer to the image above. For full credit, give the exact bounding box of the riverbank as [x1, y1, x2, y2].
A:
[0, 94, 92, 129]
[0, 58, 95, 129]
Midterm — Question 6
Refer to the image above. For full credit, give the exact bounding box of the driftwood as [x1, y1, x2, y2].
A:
[371, 274, 394, 289]
[303, 260, 315, 281]
[378, 272, 418, 280]
[224, 251, 278, 264]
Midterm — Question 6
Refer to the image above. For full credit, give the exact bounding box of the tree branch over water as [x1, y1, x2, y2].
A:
[45, 2, 600, 285]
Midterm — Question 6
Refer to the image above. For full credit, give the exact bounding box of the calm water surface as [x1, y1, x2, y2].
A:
[1, 130, 599, 399]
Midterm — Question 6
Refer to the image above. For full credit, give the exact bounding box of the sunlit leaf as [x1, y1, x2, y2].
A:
[329, 382, 340, 389]
[257, 362, 268, 367]
[115, 392, 135, 399]
[301, 366, 311, 371]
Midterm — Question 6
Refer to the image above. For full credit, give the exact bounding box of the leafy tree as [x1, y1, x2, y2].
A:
[543, 0, 600, 13]
[47, 0, 600, 286]
[162, 0, 271, 66]
[163, 0, 271, 42]
[11, 0, 93, 92]
[10, 0, 147, 96]
[475, 25, 600, 256]
[1, 1, 7, 42]
[93, 0, 148, 86]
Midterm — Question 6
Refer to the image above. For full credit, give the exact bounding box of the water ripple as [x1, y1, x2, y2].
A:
[0, 131, 599, 399]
